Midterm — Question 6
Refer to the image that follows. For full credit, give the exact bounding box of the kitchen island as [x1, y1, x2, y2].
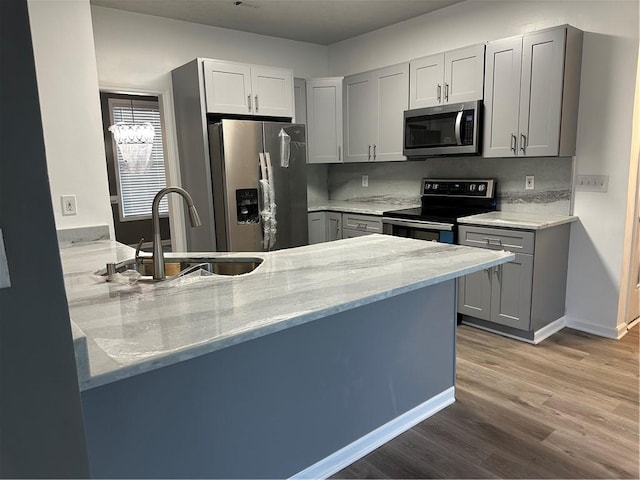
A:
[60, 235, 513, 479]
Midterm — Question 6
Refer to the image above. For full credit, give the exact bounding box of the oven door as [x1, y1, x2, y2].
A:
[382, 217, 455, 244]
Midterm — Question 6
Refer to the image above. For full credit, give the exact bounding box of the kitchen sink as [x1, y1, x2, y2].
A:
[102, 256, 263, 280]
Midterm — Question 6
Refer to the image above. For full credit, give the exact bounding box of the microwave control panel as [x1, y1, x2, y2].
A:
[462, 112, 475, 145]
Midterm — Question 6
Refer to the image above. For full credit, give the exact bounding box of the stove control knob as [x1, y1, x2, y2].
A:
[469, 184, 476, 192]
[424, 183, 431, 190]
[433, 183, 439, 190]
[478, 184, 486, 192]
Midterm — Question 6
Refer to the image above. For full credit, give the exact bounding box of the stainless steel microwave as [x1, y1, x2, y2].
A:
[403, 100, 481, 157]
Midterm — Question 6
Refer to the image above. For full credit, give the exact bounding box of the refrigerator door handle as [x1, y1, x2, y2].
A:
[258, 153, 271, 250]
[264, 152, 277, 250]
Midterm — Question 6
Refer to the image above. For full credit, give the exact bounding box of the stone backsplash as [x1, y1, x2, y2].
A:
[325, 156, 574, 215]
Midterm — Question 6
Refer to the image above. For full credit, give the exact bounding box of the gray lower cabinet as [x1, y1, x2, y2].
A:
[457, 223, 570, 338]
[308, 212, 342, 244]
[342, 213, 383, 237]
[308, 211, 382, 243]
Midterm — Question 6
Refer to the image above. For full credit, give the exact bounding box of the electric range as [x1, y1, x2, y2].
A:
[382, 179, 497, 244]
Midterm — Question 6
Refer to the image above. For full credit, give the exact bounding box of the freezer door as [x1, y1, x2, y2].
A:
[262, 123, 309, 249]
[210, 120, 264, 252]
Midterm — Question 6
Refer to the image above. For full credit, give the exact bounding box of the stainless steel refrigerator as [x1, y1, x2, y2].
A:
[200, 119, 307, 252]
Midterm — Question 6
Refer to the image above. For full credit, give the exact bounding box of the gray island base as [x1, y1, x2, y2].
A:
[60, 235, 513, 478]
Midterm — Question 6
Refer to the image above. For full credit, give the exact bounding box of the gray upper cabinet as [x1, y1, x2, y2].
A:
[203, 59, 293, 117]
[344, 63, 409, 163]
[483, 26, 583, 158]
[293, 78, 306, 125]
[306, 77, 343, 164]
[409, 45, 485, 109]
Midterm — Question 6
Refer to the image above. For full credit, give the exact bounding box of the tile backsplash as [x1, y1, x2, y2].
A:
[325, 156, 574, 215]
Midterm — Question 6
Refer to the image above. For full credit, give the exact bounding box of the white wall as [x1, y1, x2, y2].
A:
[28, 0, 114, 238]
[328, 0, 639, 337]
[90, 6, 329, 249]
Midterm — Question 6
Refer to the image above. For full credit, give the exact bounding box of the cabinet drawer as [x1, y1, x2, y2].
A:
[342, 228, 371, 239]
[342, 213, 382, 233]
[458, 225, 534, 254]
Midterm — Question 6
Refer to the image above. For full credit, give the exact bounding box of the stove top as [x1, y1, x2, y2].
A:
[383, 179, 497, 225]
[383, 205, 496, 224]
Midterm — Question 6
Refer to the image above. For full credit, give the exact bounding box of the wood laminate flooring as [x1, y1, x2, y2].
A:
[334, 325, 639, 479]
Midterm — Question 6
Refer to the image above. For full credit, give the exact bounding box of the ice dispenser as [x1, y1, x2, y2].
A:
[236, 189, 259, 224]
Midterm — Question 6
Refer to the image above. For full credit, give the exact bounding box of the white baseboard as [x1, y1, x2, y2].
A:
[289, 387, 455, 480]
[565, 318, 622, 339]
[533, 317, 566, 344]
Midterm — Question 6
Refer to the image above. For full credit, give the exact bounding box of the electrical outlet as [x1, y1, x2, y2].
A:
[362, 174, 369, 187]
[61, 195, 77, 216]
[576, 175, 609, 193]
[525, 175, 535, 190]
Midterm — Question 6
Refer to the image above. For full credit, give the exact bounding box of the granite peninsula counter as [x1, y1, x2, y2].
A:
[60, 235, 513, 479]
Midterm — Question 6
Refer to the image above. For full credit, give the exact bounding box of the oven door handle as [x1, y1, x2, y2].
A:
[382, 217, 454, 231]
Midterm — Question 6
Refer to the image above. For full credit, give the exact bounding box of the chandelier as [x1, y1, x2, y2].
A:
[108, 101, 155, 174]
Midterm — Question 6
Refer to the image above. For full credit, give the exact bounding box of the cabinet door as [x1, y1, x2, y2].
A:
[294, 78, 306, 125]
[326, 212, 342, 241]
[203, 60, 252, 115]
[518, 28, 566, 157]
[308, 212, 326, 244]
[306, 78, 343, 164]
[373, 64, 409, 162]
[409, 53, 444, 108]
[457, 268, 492, 321]
[250, 66, 293, 118]
[444, 45, 485, 104]
[483, 37, 522, 158]
[344, 72, 374, 162]
[491, 253, 534, 330]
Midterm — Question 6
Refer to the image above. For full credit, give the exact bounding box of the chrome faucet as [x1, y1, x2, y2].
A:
[152, 187, 201, 280]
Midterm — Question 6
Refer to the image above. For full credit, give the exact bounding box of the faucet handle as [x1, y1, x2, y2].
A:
[135, 237, 145, 264]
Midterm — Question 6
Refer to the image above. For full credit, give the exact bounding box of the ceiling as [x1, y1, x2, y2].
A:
[90, 0, 465, 45]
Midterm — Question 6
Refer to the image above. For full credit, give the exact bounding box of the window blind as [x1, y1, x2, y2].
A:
[111, 101, 168, 219]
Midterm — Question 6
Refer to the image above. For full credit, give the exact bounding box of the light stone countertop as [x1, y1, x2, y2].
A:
[457, 211, 578, 230]
[60, 235, 513, 391]
[308, 200, 419, 216]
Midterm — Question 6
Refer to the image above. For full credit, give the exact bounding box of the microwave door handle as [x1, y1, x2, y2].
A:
[454, 111, 463, 146]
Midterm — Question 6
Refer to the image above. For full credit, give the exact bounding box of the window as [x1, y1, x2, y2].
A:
[108, 97, 168, 220]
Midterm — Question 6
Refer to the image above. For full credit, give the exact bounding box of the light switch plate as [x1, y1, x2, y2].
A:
[576, 175, 609, 193]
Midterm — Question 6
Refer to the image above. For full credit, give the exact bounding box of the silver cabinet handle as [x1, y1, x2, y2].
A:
[495, 265, 501, 281]
[437, 84, 441, 103]
[520, 134, 526, 154]
[373, 144, 377, 161]
[247, 95, 252, 112]
[444, 83, 449, 102]
[511, 134, 517, 153]
[338, 145, 341, 162]
[368, 145, 371, 161]
[255, 95, 259, 112]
